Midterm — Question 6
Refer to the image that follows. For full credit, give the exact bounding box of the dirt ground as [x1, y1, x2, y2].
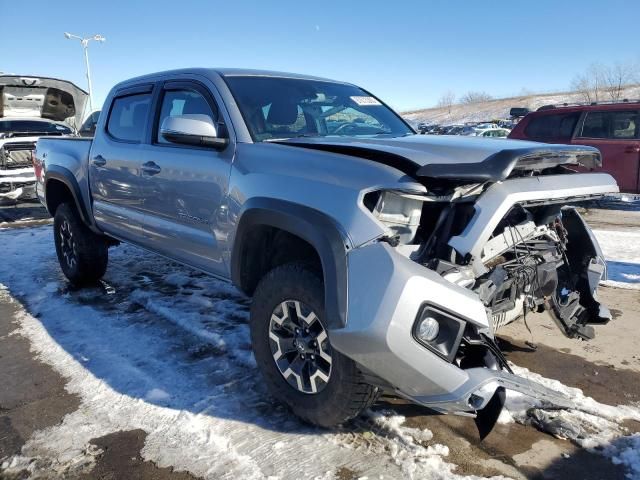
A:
[0, 203, 638, 480]
[399, 284, 640, 480]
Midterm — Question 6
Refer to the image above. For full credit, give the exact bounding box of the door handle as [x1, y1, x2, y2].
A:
[624, 145, 640, 154]
[92, 155, 106, 167]
[141, 161, 161, 175]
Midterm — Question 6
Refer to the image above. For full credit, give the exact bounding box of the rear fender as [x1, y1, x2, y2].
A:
[44, 165, 97, 231]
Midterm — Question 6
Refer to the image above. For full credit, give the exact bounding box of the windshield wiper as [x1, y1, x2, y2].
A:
[264, 133, 321, 142]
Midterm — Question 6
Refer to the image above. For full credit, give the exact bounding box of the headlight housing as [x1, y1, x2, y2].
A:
[366, 190, 424, 244]
[413, 305, 466, 362]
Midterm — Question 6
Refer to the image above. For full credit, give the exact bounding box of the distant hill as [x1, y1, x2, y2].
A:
[401, 85, 640, 126]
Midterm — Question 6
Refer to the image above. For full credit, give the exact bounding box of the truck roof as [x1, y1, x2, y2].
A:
[113, 68, 349, 90]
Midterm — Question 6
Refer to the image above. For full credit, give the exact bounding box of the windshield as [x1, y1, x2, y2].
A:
[0, 120, 72, 136]
[224, 76, 413, 141]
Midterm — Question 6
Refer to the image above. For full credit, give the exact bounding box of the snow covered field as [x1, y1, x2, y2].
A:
[0, 226, 639, 479]
[594, 229, 640, 289]
[401, 85, 640, 126]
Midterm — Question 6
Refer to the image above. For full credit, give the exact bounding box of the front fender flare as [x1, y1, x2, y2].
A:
[231, 198, 351, 329]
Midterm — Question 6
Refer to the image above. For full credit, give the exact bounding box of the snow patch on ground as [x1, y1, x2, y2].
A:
[0, 226, 484, 480]
[333, 410, 509, 480]
[604, 435, 640, 479]
[500, 364, 640, 478]
[593, 229, 640, 290]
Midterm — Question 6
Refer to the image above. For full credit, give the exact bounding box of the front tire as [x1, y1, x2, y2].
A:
[53, 202, 108, 285]
[250, 263, 378, 427]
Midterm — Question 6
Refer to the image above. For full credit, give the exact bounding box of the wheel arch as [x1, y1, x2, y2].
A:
[231, 198, 351, 329]
[44, 165, 94, 228]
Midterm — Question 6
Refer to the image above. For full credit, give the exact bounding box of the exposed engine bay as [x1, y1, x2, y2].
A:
[366, 183, 611, 343]
[470, 205, 609, 340]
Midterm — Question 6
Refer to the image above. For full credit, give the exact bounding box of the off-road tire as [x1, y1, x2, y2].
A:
[53, 202, 108, 285]
[250, 263, 379, 427]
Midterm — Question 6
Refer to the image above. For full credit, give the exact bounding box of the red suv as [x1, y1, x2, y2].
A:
[509, 102, 640, 193]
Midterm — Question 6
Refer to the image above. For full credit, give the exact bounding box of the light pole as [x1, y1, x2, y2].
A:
[64, 32, 106, 114]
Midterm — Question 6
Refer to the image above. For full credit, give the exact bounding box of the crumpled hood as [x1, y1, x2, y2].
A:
[0, 75, 88, 128]
[277, 135, 601, 182]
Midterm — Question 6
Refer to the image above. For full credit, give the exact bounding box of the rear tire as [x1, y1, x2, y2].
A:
[250, 263, 379, 427]
[53, 202, 108, 285]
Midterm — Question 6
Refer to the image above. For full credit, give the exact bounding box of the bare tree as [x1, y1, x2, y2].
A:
[571, 73, 594, 103]
[569, 62, 640, 102]
[437, 90, 456, 113]
[460, 91, 493, 104]
[602, 61, 638, 101]
[570, 63, 606, 102]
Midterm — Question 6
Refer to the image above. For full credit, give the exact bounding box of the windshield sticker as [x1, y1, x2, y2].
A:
[350, 96, 381, 106]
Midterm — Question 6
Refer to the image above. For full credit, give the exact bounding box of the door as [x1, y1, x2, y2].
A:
[138, 80, 234, 276]
[89, 85, 153, 241]
[572, 110, 640, 193]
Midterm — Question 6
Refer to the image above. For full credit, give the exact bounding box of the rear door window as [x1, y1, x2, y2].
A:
[524, 112, 580, 141]
[107, 93, 152, 142]
[578, 111, 639, 139]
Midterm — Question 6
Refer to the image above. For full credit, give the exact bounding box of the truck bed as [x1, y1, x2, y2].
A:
[34, 137, 92, 212]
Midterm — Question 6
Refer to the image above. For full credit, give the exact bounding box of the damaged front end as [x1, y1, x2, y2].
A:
[332, 146, 618, 437]
[444, 177, 615, 341]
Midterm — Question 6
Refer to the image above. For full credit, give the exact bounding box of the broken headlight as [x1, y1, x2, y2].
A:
[366, 190, 424, 244]
[413, 305, 466, 362]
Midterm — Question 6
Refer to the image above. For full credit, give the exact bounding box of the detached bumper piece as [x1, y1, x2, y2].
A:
[408, 366, 576, 438]
[407, 367, 575, 413]
[547, 207, 612, 340]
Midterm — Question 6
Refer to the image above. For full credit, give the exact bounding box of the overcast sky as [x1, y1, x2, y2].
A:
[2, 0, 638, 113]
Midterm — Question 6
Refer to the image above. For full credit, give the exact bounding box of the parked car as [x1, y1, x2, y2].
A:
[460, 125, 479, 136]
[434, 125, 451, 135]
[417, 122, 436, 134]
[35, 68, 618, 435]
[0, 75, 87, 201]
[498, 120, 515, 129]
[443, 125, 464, 135]
[476, 128, 510, 138]
[509, 101, 640, 193]
[421, 124, 444, 135]
[509, 107, 530, 119]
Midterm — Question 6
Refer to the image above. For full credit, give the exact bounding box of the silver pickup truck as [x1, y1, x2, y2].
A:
[35, 68, 619, 436]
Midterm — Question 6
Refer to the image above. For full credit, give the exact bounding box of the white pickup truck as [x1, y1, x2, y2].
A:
[0, 75, 87, 201]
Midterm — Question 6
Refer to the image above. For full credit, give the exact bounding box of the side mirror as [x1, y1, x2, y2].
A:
[160, 114, 229, 150]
